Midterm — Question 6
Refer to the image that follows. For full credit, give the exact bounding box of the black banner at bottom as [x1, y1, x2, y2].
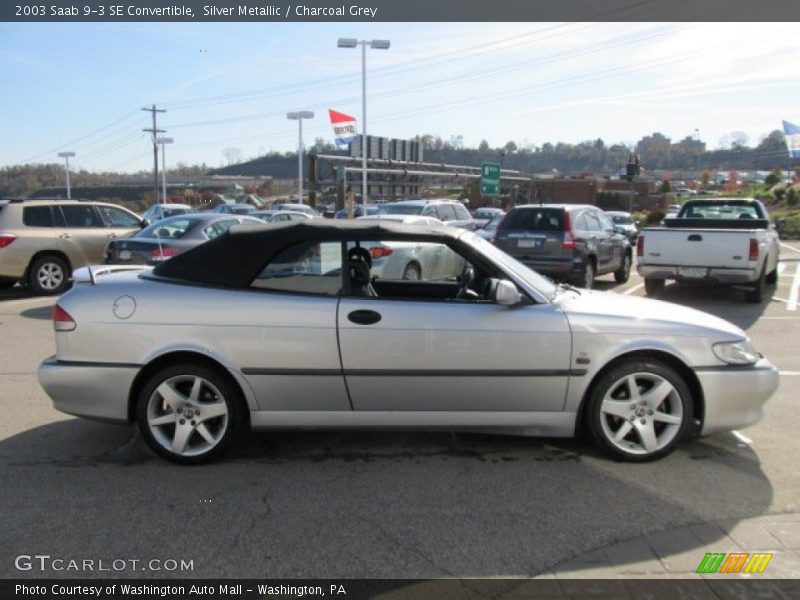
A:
[3, 579, 799, 599]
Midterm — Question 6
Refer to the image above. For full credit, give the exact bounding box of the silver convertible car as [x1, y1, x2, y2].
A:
[38, 221, 779, 464]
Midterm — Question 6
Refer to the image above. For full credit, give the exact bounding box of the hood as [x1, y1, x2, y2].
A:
[554, 289, 746, 340]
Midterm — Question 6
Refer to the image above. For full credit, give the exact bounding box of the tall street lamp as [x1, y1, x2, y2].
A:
[57, 152, 75, 199]
[286, 111, 314, 204]
[337, 37, 390, 210]
[156, 137, 173, 204]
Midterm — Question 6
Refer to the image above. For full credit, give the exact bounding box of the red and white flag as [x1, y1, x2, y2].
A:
[329, 110, 357, 147]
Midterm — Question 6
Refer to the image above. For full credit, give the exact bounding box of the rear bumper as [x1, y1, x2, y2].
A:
[696, 358, 779, 435]
[638, 265, 758, 284]
[38, 356, 138, 423]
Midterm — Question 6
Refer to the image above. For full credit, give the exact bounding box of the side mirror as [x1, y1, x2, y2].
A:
[775, 218, 785, 232]
[494, 279, 523, 306]
[140, 219, 149, 228]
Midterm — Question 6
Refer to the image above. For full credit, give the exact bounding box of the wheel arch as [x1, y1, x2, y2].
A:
[127, 350, 255, 424]
[574, 349, 705, 438]
[26, 250, 73, 280]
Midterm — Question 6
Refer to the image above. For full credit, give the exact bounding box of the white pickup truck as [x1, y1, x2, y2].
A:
[636, 198, 780, 303]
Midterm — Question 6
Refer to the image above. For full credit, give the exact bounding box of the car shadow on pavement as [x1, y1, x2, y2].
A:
[649, 281, 774, 330]
[19, 305, 54, 320]
[0, 418, 773, 578]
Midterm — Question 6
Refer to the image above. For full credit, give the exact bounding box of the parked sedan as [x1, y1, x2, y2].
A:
[40, 221, 778, 464]
[212, 203, 255, 215]
[606, 211, 639, 243]
[271, 203, 320, 217]
[354, 214, 462, 280]
[105, 213, 262, 265]
[141, 203, 193, 225]
[251, 210, 314, 224]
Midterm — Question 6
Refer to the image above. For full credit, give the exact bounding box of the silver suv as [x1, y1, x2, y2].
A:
[379, 199, 473, 227]
[0, 199, 143, 295]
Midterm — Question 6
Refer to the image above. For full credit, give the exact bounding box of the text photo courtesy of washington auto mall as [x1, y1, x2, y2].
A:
[1, 1, 800, 599]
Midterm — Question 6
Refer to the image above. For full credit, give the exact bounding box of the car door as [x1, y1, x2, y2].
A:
[593, 210, 621, 273]
[95, 204, 143, 242]
[242, 240, 351, 412]
[54, 204, 111, 268]
[337, 242, 572, 412]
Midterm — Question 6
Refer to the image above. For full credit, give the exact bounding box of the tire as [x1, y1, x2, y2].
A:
[586, 360, 694, 462]
[614, 253, 632, 284]
[765, 264, 778, 285]
[644, 278, 664, 297]
[745, 265, 766, 304]
[579, 260, 595, 289]
[402, 262, 421, 281]
[136, 363, 245, 465]
[28, 255, 70, 295]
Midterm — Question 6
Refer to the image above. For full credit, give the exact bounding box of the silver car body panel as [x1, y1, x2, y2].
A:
[40, 228, 779, 440]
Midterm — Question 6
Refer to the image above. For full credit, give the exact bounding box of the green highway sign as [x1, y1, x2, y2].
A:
[481, 162, 501, 196]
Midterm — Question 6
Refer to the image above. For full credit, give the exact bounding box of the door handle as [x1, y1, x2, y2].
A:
[688, 234, 702, 241]
[347, 309, 382, 325]
[59, 233, 72, 239]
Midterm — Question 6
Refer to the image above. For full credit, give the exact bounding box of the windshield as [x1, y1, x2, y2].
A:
[463, 232, 557, 298]
[138, 217, 195, 238]
[611, 215, 633, 224]
[380, 204, 424, 216]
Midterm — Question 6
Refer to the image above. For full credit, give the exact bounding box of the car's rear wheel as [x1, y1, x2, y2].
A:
[644, 278, 664, 296]
[402, 262, 421, 281]
[745, 265, 766, 304]
[580, 260, 595, 289]
[136, 363, 245, 464]
[614, 253, 632, 283]
[586, 360, 693, 462]
[28, 255, 69, 295]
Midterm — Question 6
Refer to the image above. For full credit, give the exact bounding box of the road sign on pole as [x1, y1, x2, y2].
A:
[481, 162, 501, 196]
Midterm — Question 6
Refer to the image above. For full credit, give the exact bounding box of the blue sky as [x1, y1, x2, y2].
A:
[1, 21, 798, 172]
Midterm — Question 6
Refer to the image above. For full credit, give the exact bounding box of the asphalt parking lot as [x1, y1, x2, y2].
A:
[1, 242, 799, 580]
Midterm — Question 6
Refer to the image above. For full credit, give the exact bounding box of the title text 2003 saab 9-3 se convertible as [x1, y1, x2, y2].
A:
[38, 221, 779, 464]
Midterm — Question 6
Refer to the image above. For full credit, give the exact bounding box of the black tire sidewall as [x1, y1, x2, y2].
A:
[582, 261, 595, 289]
[586, 360, 694, 462]
[136, 363, 245, 465]
[29, 255, 69, 295]
[402, 263, 421, 280]
[614, 253, 631, 283]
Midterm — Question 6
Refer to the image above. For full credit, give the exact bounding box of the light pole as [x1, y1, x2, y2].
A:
[694, 128, 700, 180]
[337, 37, 390, 210]
[156, 137, 173, 204]
[57, 152, 75, 199]
[287, 111, 314, 204]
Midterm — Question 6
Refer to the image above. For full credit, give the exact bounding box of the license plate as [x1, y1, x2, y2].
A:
[119, 250, 132, 261]
[518, 239, 542, 249]
[679, 267, 706, 279]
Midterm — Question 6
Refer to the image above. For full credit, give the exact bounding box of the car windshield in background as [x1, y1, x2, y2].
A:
[163, 208, 191, 218]
[501, 207, 564, 230]
[611, 215, 633, 224]
[682, 202, 762, 220]
[380, 204, 423, 215]
[139, 218, 194, 238]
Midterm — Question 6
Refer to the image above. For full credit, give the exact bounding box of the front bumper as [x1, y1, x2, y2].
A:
[696, 357, 779, 435]
[38, 356, 138, 423]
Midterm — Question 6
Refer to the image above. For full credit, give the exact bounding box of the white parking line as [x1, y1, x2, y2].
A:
[780, 241, 800, 253]
[779, 371, 800, 376]
[778, 262, 786, 276]
[731, 431, 753, 445]
[623, 283, 644, 296]
[788, 263, 800, 311]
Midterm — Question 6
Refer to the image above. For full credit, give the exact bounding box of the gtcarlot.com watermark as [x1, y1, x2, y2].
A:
[15, 554, 194, 573]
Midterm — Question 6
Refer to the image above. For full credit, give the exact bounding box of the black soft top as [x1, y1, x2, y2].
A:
[152, 220, 464, 287]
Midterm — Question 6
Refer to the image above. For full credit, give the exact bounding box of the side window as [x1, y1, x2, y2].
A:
[452, 203, 471, 220]
[573, 213, 587, 231]
[595, 211, 614, 232]
[23, 206, 54, 227]
[60, 205, 103, 228]
[360, 240, 467, 283]
[251, 241, 343, 296]
[203, 222, 227, 240]
[581, 211, 601, 232]
[437, 205, 457, 221]
[97, 205, 140, 228]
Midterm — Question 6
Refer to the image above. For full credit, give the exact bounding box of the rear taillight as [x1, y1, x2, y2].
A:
[0, 234, 16, 249]
[637, 235, 644, 257]
[749, 239, 759, 261]
[368, 246, 393, 259]
[150, 247, 178, 261]
[562, 212, 576, 250]
[53, 305, 76, 332]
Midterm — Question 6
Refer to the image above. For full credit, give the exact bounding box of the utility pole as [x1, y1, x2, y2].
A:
[142, 105, 166, 205]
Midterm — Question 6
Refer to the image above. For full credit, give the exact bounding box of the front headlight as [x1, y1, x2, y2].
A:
[712, 340, 759, 365]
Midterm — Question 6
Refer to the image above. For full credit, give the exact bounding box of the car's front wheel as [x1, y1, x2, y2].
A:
[136, 363, 245, 464]
[28, 255, 70, 295]
[614, 253, 632, 283]
[586, 360, 694, 462]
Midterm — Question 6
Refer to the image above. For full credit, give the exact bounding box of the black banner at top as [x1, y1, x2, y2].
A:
[3, 0, 800, 22]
